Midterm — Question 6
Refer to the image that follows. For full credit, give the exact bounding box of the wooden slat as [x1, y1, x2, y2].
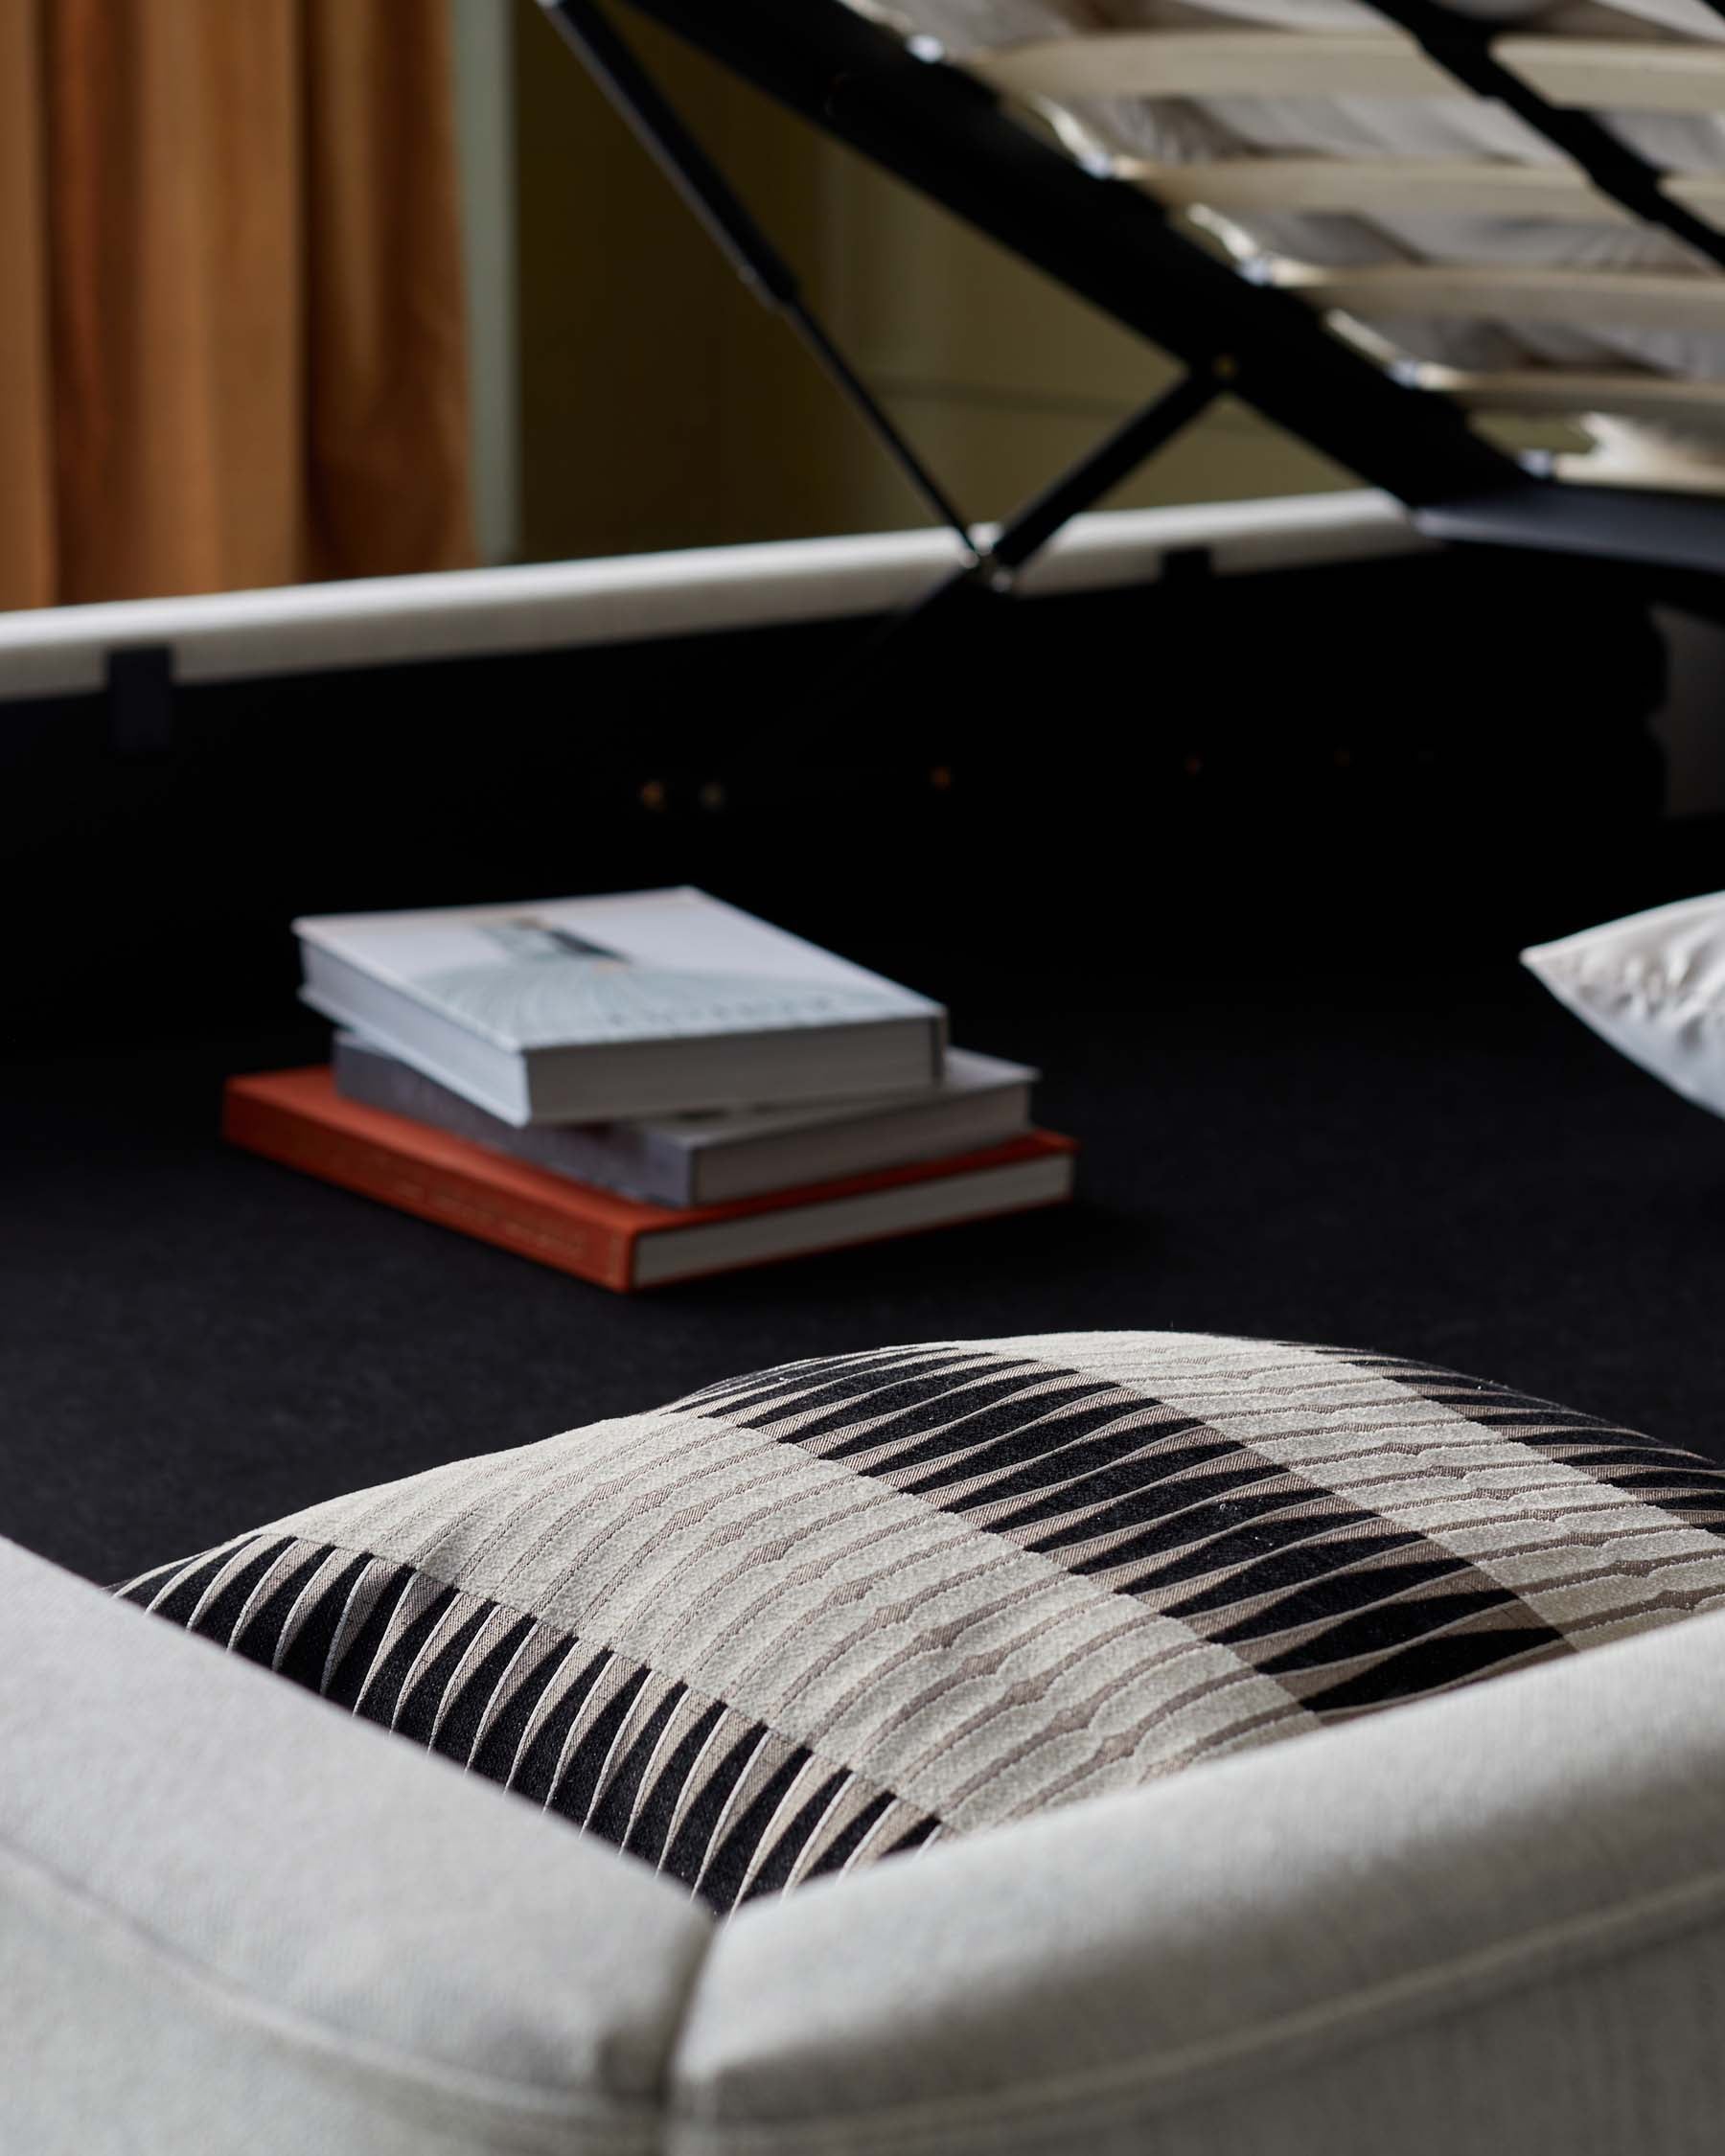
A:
[967, 31, 1451, 103]
[1665, 171, 1725, 213]
[1420, 364, 1725, 430]
[967, 29, 1725, 119]
[1550, 449, 1725, 491]
[1272, 261, 1725, 331]
[1123, 156, 1634, 222]
[1505, 36, 1725, 117]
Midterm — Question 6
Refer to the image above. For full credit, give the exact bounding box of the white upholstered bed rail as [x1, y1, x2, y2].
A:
[860, 0, 1725, 478]
[12, 1525, 1725, 2152]
[0, 493, 1423, 701]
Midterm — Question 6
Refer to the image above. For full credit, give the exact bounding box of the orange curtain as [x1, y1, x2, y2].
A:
[0, 0, 473, 611]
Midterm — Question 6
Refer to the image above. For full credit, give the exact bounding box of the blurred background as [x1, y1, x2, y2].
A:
[3, 0, 1384, 618]
[2, 0, 1721, 1025]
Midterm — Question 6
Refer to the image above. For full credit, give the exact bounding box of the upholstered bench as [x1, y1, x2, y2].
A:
[8, 1331, 1725, 2153]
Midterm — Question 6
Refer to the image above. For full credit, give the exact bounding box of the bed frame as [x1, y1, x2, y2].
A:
[543, 0, 1725, 604]
[2, 0, 1706, 1021]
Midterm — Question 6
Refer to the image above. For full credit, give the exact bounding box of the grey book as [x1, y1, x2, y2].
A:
[334, 1031, 1039, 1207]
[295, 886, 947, 1126]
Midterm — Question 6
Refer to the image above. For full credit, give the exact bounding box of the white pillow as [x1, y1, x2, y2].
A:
[1522, 892, 1725, 1117]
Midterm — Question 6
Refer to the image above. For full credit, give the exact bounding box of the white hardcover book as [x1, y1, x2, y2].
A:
[333, 1032, 1037, 1205]
[295, 887, 946, 1125]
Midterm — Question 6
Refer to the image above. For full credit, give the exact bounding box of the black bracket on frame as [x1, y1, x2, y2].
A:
[1161, 547, 1215, 588]
[105, 645, 175, 759]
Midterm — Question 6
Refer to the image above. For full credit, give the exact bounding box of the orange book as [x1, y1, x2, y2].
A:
[223, 1067, 1076, 1293]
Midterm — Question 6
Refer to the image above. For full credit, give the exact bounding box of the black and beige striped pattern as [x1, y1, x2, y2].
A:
[118, 1332, 1725, 1914]
[116, 1529, 934, 1908]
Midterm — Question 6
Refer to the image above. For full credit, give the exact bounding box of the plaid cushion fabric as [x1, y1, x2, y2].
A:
[118, 1332, 1725, 1915]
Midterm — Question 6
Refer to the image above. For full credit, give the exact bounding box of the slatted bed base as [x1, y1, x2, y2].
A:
[967, 23, 1725, 377]
[557, 0, 1725, 585]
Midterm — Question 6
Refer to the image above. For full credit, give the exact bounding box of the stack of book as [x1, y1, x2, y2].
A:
[225, 888, 1075, 1291]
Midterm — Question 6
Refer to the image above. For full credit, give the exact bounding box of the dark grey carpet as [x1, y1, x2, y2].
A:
[5, 963, 1722, 1586]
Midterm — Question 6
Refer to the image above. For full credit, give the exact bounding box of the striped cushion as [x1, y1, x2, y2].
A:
[117, 1331, 1725, 1915]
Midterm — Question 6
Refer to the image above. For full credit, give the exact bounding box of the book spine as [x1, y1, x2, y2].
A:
[334, 1035, 689, 1205]
[222, 1089, 637, 1293]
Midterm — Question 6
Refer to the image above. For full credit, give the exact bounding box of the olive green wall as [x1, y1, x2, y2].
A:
[515, 6, 880, 562]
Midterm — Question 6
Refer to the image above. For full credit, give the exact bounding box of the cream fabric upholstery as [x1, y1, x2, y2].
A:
[678, 1598, 1725, 2151]
[0, 1534, 708, 2156]
[8, 1524, 1725, 2152]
